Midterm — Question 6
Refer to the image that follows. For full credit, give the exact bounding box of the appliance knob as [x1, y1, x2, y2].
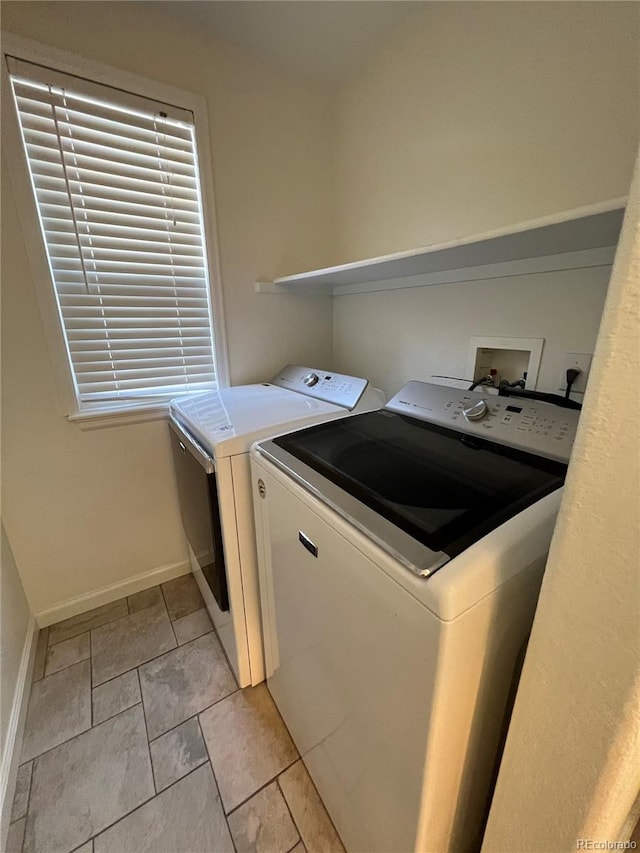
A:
[303, 372, 320, 387]
[463, 399, 489, 421]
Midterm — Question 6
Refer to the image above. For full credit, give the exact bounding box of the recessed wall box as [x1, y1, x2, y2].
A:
[467, 336, 544, 390]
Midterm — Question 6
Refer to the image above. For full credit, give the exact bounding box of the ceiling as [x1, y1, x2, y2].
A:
[149, 1, 419, 88]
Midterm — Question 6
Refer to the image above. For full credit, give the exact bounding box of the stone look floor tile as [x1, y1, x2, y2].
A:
[73, 842, 94, 853]
[91, 603, 176, 686]
[92, 670, 141, 725]
[199, 684, 298, 813]
[48, 599, 128, 646]
[32, 627, 49, 681]
[23, 705, 154, 853]
[127, 586, 163, 614]
[139, 632, 236, 740]
[279, 761, 345, 853]
[228, 780, 300, 853]
[161, 574, 203, 621]
[289, 843, 306, 853]
[11, 760, 33, 822]
[149, 717, 208, 792]
[172, 608, 212, 645]
[21, 659, 91, 762]
[6, 817, 25, 852]
[45, 632, 90, 677]
[93, 763, 233, 853]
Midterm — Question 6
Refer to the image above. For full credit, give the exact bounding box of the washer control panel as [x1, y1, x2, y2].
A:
[386, 381, 579, 462]
[271, 365, 368, 410]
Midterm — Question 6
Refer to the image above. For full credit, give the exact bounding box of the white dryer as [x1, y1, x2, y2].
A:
[251, 380, 579, 852]
[169, 365, 385, 688]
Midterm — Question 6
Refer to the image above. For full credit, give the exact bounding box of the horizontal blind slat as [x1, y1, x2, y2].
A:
[48, 238, 204, 257]
[10, 66, 193, 124]
[25, 140, 196, 178]
[33, 172, 199, 204]
[22, 124, 195, 166]
[18, 110, 192, 153]
[28, 156, 198, 191]
[15, 102, 193, 149]
[34, 178, 199, 208]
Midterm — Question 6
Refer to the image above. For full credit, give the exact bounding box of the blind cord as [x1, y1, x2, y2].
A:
[49, 85, 92, 295]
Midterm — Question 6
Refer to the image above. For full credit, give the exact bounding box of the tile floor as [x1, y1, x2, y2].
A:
[7, 574, 345, 853]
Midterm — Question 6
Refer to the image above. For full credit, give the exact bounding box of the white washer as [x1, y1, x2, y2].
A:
[251, 381, 579, 852]
[169, 365, 385, 688]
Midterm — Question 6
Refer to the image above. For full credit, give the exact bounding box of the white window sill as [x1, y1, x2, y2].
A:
[68, 402, 170, 430]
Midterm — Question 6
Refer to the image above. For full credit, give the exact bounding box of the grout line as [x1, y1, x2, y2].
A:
[91, 701, 142, 729]
[9, 760, 34, 835]
[33, 626, 49, 682]
[88, 760, 210, 847]
[147, 682, 239, 746]
[90, 628, 96, 690]
[137, 667, 158, 795]
[21, 757, 37, 847]
[91, 628, 217, 690]
[19, 633, 234, 766]
[158, 583, 174, 624]
[47, 603, 130, 648]
[45, 578, 192, 647]
[224, 755, 301, 818]
[196, 717, 237, 853]
[89, 630, 94, 727]
[47, 629, 91, 653]
[277, 770, 303, 848]
[18, 683, 145, 767]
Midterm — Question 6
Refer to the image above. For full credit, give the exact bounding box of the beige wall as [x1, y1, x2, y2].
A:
[334, 1, 639, 261]
[334, 265, 610, 400]
[1, 1, 334, 616]
[332, 0, 638, 399]
[482, 157, 640, 851]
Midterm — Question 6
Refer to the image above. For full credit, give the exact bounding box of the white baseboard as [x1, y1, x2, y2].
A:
[0, 616, 37, 848]
[34, 559, 191, 628]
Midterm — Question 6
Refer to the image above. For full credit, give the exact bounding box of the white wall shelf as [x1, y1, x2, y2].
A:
[255, 198, 626, 296]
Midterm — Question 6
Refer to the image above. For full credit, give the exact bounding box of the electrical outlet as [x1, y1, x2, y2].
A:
[559, 352, 592, 394]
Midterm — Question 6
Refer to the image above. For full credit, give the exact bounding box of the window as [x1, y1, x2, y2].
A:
[6, 55, 223, 421]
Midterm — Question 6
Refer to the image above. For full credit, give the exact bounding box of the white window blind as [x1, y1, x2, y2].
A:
[8, 57, 218, 409]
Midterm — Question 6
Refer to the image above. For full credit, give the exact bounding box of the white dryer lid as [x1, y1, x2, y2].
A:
[170, 383, 343, 458]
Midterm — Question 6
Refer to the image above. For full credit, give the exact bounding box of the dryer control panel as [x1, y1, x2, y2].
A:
[386, 381, 579, 462]
[271, 365, 368, 410]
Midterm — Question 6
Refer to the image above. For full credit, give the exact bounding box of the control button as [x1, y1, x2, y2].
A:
[462, 399, 489, 422]
[303, 372, 320, 387]
[502, 415, 512, 423]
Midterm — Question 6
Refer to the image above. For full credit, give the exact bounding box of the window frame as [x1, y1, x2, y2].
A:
[1, 32, 230, 429]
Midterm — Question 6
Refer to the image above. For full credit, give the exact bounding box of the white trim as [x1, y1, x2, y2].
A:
[255, 199, 624, 296]
[0, 616, 37, 850]
[256, 246, 616, 296]
[1, 31, 230, 421]
[33, 559, 191, 627]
